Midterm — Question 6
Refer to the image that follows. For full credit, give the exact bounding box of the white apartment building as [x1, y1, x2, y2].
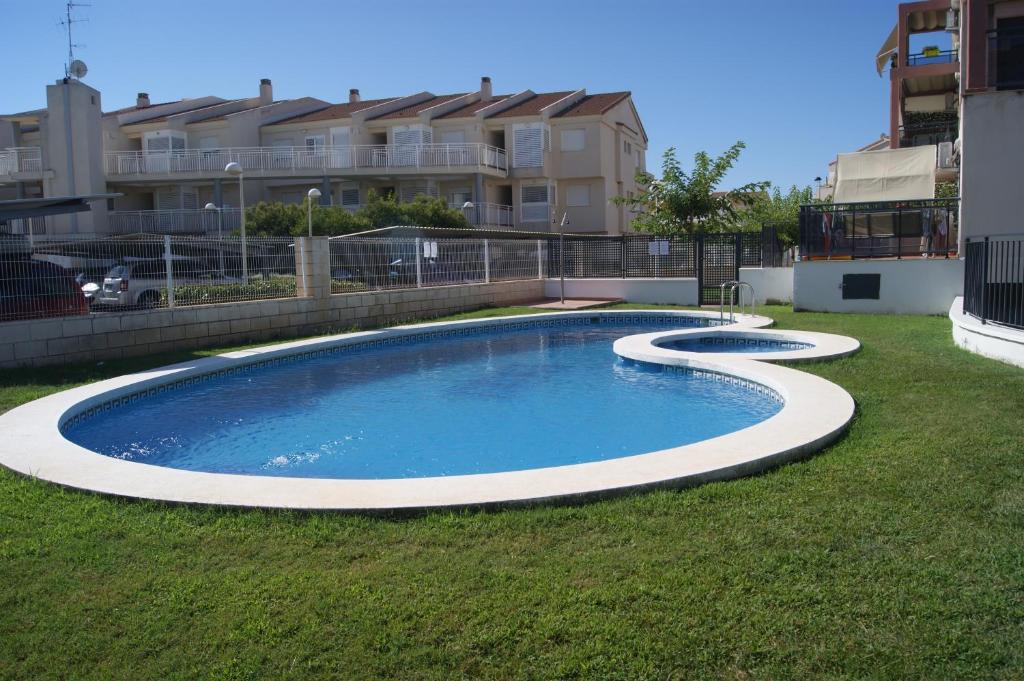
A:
[0, 76, 647, 236]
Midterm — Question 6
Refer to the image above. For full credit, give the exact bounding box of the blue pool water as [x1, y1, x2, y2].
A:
[64, 317, 783, 479]
[658, 337, 813, 353]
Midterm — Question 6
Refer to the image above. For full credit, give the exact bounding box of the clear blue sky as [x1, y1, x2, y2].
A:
[4, 0, 908, 190]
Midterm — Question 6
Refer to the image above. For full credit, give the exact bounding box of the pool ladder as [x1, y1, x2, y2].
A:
[719, 281, 755, 323]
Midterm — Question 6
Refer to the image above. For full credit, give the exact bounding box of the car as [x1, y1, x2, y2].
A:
[96, 258, 240, 308]
[0, 258, 90, 322]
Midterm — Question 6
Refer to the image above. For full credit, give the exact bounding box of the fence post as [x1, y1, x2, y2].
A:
[415, 237, 423, 288]
[483, 239, 490, 283]
[536, 239, 544, 279]
[981, 237, 989, 324]
[164, 234, 175, 308]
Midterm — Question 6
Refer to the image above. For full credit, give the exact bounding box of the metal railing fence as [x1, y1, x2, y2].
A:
[104, 143, 508, 177]
[964, 236, 1024, 330]
[906, 49, 958, 66]
[108, 208, 242, 235]
[328, 237, 548, 294]
[0, 147, 42, 176]
[0, 234, 297, 322]
[799, 199, 959, 260]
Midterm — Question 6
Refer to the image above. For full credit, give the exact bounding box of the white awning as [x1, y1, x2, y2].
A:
[833, 146, 936, 203]
[876, 25, 898, 76]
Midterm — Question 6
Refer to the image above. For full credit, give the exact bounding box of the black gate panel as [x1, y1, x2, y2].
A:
[698, 233, 740, 305]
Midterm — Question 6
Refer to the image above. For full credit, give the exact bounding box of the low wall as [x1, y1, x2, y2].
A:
[793, 258, 963, 315]
[950, 297, 1024, 369]
[543, 278, 699, 306]
[0, 279, 544, 369]
[739, 267, 793, 305]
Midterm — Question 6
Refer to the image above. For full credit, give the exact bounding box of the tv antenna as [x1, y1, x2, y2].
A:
[58, 1, 90, 78]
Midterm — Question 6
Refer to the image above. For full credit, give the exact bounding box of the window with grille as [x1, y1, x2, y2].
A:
[340, 187, 360, 207]
[399, 181, 438, 203]
[305, 135, 325, 149]
[561, 129, 585, 152]
[513, 123, 548, 168]
[521, 184, 550, 222]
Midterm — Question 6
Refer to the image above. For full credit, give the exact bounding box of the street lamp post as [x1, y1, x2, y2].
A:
[461, 200, 474, 227]
[225, 162, 247, 280]
[553, 210, 569, 304]
[307, 187, 322, 237]
[204, 202, 226, 276]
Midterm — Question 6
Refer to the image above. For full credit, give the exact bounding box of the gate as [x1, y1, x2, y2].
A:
[696, 233, 741, 305]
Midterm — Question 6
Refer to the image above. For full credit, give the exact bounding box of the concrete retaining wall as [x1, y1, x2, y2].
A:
[543, 278, 699, 305]
[793, 258, 963, 315]
[739, 267, 793, 305]
[0, 236, 544, 369]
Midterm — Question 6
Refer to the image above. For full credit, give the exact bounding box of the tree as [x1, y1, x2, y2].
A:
[614, 142, 768, 236]
[734, 184, 816, 247]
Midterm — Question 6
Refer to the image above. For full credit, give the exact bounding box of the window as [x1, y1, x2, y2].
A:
[340, 186, 360, 208]
[199, 136, 220, 150]
[566, 184, 590, 207]
[561, 129, 585, 152]
[623, 140, 632, 155]
[521, 184, 550, 222]
[450, 189, 472, 206]
[305, 135, 325, 149]
[512, 123, 548, 168]
[439, 130, 466, 144]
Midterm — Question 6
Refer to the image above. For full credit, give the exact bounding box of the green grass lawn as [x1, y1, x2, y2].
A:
[2, 304, 1023, 680]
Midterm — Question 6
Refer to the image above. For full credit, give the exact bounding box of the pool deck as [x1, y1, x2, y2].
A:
[528, 298, 623, 310]
[0, 310, 858, 512]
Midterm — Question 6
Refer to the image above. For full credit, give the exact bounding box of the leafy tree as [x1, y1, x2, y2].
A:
[245, 189, 469, 237]
[735, 184, 816, 247]
[614, 142, 768, 236]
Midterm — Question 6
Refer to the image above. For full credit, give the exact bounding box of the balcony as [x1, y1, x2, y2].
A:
[104, 144, 508, 180]
[450, 202, 515, 229]
[988, 26, 1024, 90]
[108, 208, 241, 235]
[0, 147, 42, 180]
[898, 120, 958, 148]
[906, 48, 958, 67]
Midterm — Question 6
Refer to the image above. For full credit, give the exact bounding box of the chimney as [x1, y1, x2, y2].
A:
[349, 88, 360, 103]
[259, 78, 273, 105]
[136, 92, 150, 108]
[480, 76, 492, 102]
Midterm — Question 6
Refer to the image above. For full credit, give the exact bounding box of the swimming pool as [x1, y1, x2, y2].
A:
[657, 336, 813, 354]
[0, 310, 857, 511]
[62, 315, 781, 479]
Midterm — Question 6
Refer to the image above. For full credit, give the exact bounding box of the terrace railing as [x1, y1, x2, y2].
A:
[104, 143, 508, 177]
[108, 208, 242, 235]
[906, 49, 958, 66]
[449, 202, 515, 229]
[898, 120, 958, 148]
[0, 147, 42, 176]
[964, 236, 1024, 330]
[798, 198, 959, 260]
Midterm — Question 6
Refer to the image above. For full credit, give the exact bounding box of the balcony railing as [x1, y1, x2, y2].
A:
[964, 236, 1024, 330]
[988, 26, 1024, 90]
[798, 198, 959, 260]
[108, 208, 242, 235]
[899, 120, 958, 148]
[906, 49, 958, 67]
[104, 144, 508, 177]
[0, 147, 42, 176]
[450, 202, 514, 229]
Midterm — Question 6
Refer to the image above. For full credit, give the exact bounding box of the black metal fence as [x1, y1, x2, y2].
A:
[799, 199, 959, 260]
[963, 236, 1024, 330]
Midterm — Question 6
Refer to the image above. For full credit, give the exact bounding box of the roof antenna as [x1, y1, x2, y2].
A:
[58, 1, 90, 78]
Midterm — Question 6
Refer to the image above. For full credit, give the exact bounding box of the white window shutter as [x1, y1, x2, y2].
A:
[513, 123, 546, 168]
[520, 184, 550, 222]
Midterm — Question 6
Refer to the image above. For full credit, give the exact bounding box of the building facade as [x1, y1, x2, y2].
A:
[0, 76, 647, 236]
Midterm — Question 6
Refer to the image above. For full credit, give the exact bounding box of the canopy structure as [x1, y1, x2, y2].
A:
[832, 146, 937, 203]
[0, 194, 121, 221]
[876, 25, 898, 76]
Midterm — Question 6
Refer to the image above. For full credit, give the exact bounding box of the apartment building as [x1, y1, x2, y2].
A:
[0, 76, 647, 236]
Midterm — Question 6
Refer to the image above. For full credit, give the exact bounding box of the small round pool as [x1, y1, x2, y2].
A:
[657, 336, 814, 354]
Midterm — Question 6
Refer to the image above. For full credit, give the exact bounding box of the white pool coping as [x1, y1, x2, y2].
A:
[0, 309, 855, 512]
[613, 327, 861, 365]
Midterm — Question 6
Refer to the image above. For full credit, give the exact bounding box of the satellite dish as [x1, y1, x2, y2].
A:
[69, 59, 88, 79]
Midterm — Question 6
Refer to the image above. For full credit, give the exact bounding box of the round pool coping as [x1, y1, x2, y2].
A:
[0, 310, 855, 512]
[613, 327, 861, 364]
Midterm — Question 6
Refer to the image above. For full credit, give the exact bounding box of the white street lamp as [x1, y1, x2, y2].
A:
[461, 200, 475, 227]
[553, 210, 569, 304]
[307, 187, 322, 237]
[204, 202, 226, 275]
[225, 162, 247, 280]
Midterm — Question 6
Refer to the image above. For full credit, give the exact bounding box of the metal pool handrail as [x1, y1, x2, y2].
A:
[720, 281, 755, 323]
